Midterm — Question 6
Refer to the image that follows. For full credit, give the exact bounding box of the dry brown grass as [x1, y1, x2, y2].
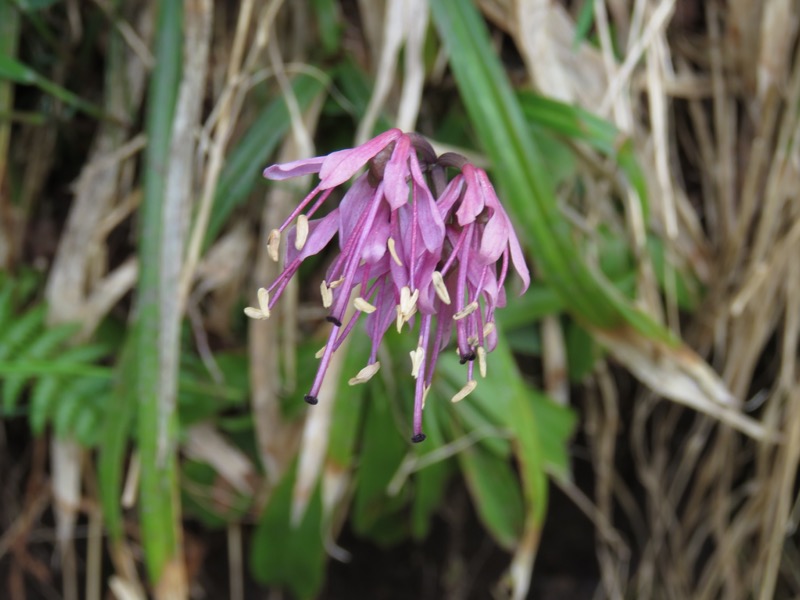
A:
[488, 0, 800, 597]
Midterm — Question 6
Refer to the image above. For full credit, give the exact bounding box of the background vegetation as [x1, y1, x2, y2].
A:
[0, 0, 798, 598]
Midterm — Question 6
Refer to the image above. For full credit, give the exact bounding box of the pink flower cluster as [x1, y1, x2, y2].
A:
[245, 129, 529, 442]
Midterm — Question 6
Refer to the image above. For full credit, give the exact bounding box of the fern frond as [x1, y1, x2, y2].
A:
[27, 322, 81, 355]
[72, 406, 101, 446]
[29, 376, 60, 433]
[2, 323, 82, 411]
[52, 343, 112, 366]
[52, 376, 110, 441]
[0, 304, 46, 360]
[0, 281, 16, 333]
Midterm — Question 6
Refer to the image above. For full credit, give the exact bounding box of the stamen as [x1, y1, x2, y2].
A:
[320, 281, 333, 308]
[451, 380, 477, 403]
[348, 362, 381, 385]
[409, 346, 425, 378]
[304, 394, 318, 405]
[453, 301, 479, 321]
[422, 384, 431, 409]
[403, 287, 420, 313]
[295, 214, 309, 250]
[315, 346, 326, 359]
[326, 316, 342, 327]
[387, 237, 403, 266]
[395, 286, 420, 332]
[328, 276, 345, 289]
[243, 287, 270, 320]
[267, 229, 281, 262]
[354, 297, 377, 313]
[257, 287, 270, 314]
[411, 433, 427, 443]
[467, 335, 478, 347]
[243, 307, 267, 320]
[483, 322, 495, 337]
[477, 347, 487, 378]
[432, 271, 451, 304]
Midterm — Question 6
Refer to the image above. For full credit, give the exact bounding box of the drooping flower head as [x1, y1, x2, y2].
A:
[245, 129, 529, 443]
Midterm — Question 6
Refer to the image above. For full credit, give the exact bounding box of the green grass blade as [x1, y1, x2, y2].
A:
[518, 91, 618, 152]
[309, 0, 342, 55]
[0, 55, 112, 122]
[430, 0, 606, 321]
[135, 0, 184, 584]
[98, 338, 137, 543]
[518, 91, 650, 219]
[430, 0, 671, 343]
[573, 0, 596, 46]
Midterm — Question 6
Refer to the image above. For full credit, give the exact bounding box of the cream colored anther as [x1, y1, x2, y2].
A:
[395, 286, 419, 332]
[432, 271, 451, 304]
[320, 281, 333, 308]
[477, 347, 487, 378]
[409, 346, 425, 379]
[387, 237, 403, 266]
[451, 380, 477, 403]
[243, 287, 271, 320]
[453, 301, 479, 321]
[348, 362, 381, 385]
[354, 297, 377, 313]
[295, 215, 309, 251]
[267, 229, 281, 262]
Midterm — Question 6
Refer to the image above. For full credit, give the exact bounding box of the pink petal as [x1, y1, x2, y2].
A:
[360, 202, 391, 264]
[319, 129, 403, 189]
[468, 261, 500, 306]
[383, 135, 412, 209]
[435, 175, 464, 219]
[455, 165, 485, 225]
[478, 212, 508, 264]
[507, 227, 531, 292]
[285, 208, 340, 263]
[366, 280, 398, 343]
[409, 153, 445, 253]
[263, 156, 325, 180]
[338, 175, 373, 247]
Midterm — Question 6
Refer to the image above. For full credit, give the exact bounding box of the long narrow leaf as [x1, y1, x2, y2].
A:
[135, 0, 184, 585]
[0, 55, 111, 121]
[429, 0, 669, 342]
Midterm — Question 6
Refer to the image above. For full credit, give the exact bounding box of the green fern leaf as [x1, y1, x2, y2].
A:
[0, 304, 46, 360]
[2, 323, 81, 412]
[72, 407, 101, 446]
[53, 343, 112, 365]
[3, 376, 28, 413]
[53, 377, 110, 440]
[0, 281, 16, 333]
[29, 376, 60, 434]
[25, 323, 81, 356]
